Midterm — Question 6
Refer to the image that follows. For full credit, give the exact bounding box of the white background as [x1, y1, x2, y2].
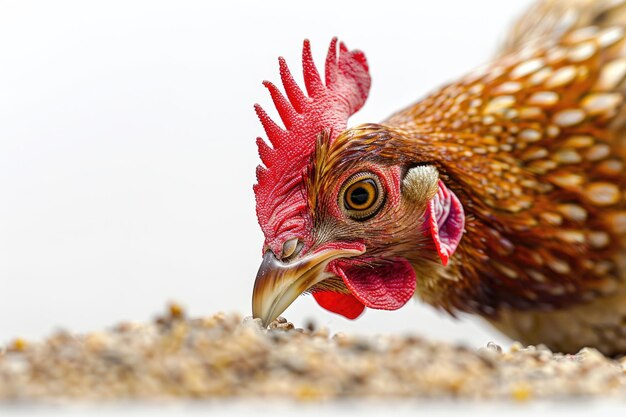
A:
[6, 1, 626, 416]
[0, 1, 536, 347]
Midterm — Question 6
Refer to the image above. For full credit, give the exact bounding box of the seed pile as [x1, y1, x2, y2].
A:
[1, 305, 625, 401]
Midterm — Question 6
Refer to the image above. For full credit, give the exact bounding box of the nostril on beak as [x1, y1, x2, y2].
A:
[281, 238, 301, 260]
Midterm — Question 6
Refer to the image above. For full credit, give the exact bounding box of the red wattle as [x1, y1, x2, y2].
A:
[328, 258, 416, 311]
[312, 291, 365, 319]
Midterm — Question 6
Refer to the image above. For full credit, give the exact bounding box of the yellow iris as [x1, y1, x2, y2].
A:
[345, 179, 377, 210]
[341, 173, 385, 220]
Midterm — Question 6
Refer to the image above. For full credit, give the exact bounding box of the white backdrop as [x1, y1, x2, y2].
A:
[0, 0, 533, 346]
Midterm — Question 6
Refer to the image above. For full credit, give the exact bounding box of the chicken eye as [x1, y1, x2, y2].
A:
[341, 173, 385, 220]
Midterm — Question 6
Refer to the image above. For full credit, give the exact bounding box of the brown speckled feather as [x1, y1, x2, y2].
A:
[379, 1, 626, 355]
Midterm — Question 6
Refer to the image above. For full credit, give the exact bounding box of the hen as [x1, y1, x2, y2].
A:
[251, 0, 626, 356]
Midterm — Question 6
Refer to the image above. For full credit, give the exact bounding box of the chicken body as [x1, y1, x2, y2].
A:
[383, 0, 626, 356]
[252, 0, 626, 356]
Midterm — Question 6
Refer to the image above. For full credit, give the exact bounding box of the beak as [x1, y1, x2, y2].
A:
[252, 245, 365, 327]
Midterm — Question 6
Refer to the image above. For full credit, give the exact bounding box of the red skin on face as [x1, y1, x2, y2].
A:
[311, 181, 464, 319]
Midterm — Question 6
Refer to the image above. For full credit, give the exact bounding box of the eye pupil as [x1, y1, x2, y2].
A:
[349, 187, 370, 206]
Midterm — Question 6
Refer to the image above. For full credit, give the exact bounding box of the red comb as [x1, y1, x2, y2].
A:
[253, 38, 371, 255]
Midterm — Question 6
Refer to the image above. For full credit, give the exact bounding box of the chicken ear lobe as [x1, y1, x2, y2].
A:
[426, 181, 465, 266]
[402, 165, 465, 265]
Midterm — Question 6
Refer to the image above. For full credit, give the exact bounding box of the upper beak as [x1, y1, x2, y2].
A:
[252, 245, 364, 327]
